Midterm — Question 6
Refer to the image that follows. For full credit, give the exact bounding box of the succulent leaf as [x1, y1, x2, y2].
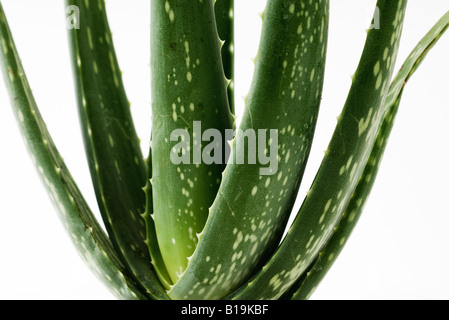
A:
[0, 3, 151, 300]
[285, 10, 449, 300]
[169, 0, 330, 300]
[228, 0, 408, 300]
[215, 0, 235, 113]
[65, 0, 167, 298]
[143, 152, 173, 289]
[1, 0, 447, 301]
[150, 0, 234, 283]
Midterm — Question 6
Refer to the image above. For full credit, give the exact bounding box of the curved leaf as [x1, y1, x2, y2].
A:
[65, 0, 167, 299]
[169, 0, 329, 300]
[150, 0, 234, 283]
[285, 10, 449, 300]
[143, 152, 173, 289]
[215, 0, 235, 113]
[0, 3, 147, 300]
[228, 0, 408, 300]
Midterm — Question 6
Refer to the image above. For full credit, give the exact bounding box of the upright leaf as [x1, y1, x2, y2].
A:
[228, 0, 408, 300]
[143, 152, 173, 289]
[285, 11, 449, 299]
[0, 3, 153, 300]
[169, 0, 329, 300]
[215, 0, 235, 114]
[150, 0, 234, 283]
[66, 0, 166, 297]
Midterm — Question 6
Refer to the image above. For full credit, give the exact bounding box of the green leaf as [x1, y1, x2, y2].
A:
[0, 2, 149, 300]
[215, 0, 235, 114]
[284, 9, 449, 300]
[143, 152, 173, 289]
[150, 0, 234, 284]
[65, 0, 167, 299]
[228, 0, 408, 300]
[169, 0, 329, 300]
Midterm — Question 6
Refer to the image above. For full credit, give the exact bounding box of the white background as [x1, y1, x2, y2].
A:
[0, 0, 448, 300]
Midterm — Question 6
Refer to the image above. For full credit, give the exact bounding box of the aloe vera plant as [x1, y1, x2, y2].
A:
[1, 0, 449, 300]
